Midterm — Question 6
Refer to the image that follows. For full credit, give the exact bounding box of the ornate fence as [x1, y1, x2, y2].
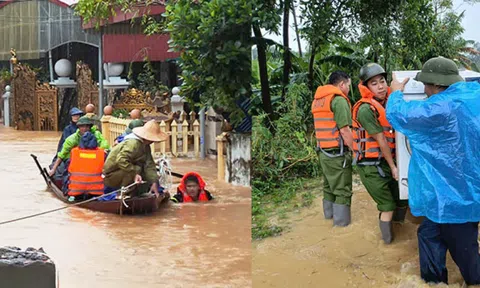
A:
[101, 113, 200, 158]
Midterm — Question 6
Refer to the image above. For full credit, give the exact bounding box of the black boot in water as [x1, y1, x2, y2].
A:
[379, 213, 394, 244]
[323, 199, 333, 219]
[333, 203, 351, 227]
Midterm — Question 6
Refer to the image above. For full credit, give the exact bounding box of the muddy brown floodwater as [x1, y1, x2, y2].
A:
[253, 177, 480, 288]
[0, 125, 251, 288]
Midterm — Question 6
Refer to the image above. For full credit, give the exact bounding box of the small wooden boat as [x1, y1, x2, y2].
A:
[31, 154, 170, 215]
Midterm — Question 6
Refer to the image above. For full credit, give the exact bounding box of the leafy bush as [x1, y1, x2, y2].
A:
[252, 82, 321, 194]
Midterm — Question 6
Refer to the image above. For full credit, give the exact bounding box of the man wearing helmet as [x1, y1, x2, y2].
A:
[387, 56, 480, 285]
[352, 63, 408, 244]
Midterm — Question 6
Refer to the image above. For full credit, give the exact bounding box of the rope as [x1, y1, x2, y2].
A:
[0, 181, 145, 226]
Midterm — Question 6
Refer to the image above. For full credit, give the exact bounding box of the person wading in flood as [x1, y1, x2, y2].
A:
[311, 71, 353, 227]
[387, 56, 480, 285]
[352, 63, 408, 244]
[103, 120, 167, 198]
[170, 172, 214, 203]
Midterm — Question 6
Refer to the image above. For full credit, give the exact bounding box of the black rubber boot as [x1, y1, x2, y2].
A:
[379, 213, 394, 244]
[393, 206, 407, 223]
[333, 203, 351, 227]
[323, 199, 334, 219]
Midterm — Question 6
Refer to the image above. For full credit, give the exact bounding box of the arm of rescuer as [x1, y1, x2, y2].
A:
[357, 104, 398, 180]
[49, 132, 79, 177]
[144, 146, 160, 197]
[331, 96, 354, 151]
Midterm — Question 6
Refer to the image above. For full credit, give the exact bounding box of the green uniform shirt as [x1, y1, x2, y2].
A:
[331, 96, 352, 129]
[356, 103, 383, 135]
[103, 138, 158, 185]
[57, 126, 110, 160]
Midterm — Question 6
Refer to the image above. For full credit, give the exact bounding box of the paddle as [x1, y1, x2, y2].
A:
[31, 154, 49, 184]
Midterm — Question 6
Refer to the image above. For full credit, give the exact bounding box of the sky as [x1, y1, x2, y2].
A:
[264, 0, 480, 52]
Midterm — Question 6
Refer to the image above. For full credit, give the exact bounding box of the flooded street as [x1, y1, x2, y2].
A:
[253, 178, 478, 288]
[0, 125, 251, 288]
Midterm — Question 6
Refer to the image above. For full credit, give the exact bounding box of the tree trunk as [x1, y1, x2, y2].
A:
[308, 44, 316, 93]
[252, 24, 274, 128]
[282, 0, 292, 100]
[291, 0, 302, 57]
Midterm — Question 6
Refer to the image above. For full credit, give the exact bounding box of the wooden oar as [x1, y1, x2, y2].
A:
[31, 154, 49, 184]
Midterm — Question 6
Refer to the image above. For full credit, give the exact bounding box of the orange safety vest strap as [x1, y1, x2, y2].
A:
[70, 172, 103, 176]
[69, 180, 104, 185]
[69, 189, 104, 194]
[314, 117, 335, 121]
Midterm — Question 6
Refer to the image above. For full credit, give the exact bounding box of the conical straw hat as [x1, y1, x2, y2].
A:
[132, 120, 168, 142]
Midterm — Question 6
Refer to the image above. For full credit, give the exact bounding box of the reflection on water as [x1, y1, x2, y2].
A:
[0, 125, 251, 288]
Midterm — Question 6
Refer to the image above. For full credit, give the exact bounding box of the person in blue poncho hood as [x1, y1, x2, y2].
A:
[386, 56, 480, 285]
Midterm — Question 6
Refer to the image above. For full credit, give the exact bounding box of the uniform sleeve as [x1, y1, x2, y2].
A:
[357, 104, 383, 135]
[386, 90, 448, 135]
[116, 141, 142, 175]
[331, 96, 352, 129]
[94, 131, 110, 150]
[56, 133, 66, 152]
[206, 190, 214, 201]
[143, 146, 159, 184]
[170, 192, 183, 203]
[57, 133, 78, 159]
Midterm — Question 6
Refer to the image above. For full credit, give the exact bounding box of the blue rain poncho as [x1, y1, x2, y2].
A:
[386, 81, 480, 223]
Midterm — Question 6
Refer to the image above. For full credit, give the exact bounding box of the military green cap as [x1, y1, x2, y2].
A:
[77, 116, 94, 126]
[125, 119, 144, 134]
[415, 56, 464, 86]
[359, 63, 387, 84]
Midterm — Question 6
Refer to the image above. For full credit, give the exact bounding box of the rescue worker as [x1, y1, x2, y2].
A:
[103, 120, 167, 198]
[49, 116, 110, 178]
[66, 131, 105, 201]
[49, 107, 84, 180]
[386, 56, 480, 285]
[311, 71, 354, 226]
[352, 63, 407, 244]
[113, 119, 144, 146]
[170, 172, 213, 203]
[56, 107, 84, 152]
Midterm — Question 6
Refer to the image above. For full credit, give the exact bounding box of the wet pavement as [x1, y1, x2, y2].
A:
[0, 125, 251, 288]
[252, 178, 478, 288]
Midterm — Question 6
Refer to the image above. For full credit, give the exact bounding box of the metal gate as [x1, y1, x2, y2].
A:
[35, 84, 58, 131]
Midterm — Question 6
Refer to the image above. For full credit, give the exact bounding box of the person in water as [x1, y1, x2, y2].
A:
[170, 172, 213, 203]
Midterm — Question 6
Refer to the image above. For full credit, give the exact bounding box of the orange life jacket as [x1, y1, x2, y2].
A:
[311, 85, 352, 151]
[177, 172, 209, 202]
[352, 84, 395, 165]
[68, 147, 105, 196]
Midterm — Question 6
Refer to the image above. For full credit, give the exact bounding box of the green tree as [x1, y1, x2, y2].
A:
[299, 0, 356, 92]
[164, 0, 252, 123]
[75, 0, 252, 125]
